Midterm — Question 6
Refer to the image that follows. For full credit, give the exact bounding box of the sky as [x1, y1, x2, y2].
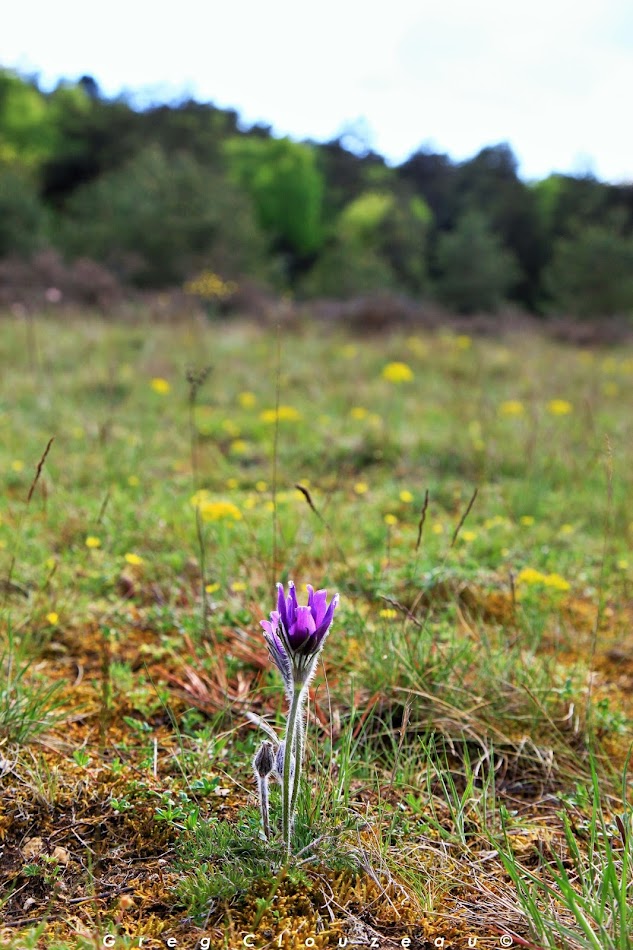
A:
[3, 0, 633, 183]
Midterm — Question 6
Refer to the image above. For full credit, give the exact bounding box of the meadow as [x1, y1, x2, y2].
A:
[0, 311, 631, 949]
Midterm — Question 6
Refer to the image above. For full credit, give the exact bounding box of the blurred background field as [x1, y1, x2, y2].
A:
[2, 67, 633, 330]
[0, 313, 632, 947]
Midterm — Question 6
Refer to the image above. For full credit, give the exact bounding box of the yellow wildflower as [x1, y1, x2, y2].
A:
[544, 573, 570, 592]
[229, 439, 249, 455]
[85, 536, 101, 549]
[238, 391, 257, 408]
[461, 530, 477, 542]
[381, 361, 413, 383]
[150, 377, 170, 395]
[547, 399, 572, 416]
[11, 460, 24, 472]
[230, 581, 246, 592]
[516, 567, 569, 592]
[399, 490, 414, 503]
[484, 515, 507, 529]
[499, 400, 525, 417]
[191, 492, 242, 521]
[259, 406, 302, 423]
[354, 482, 369, 495]
[379, 608, 398, 619]
[255, 480, 268, 493]
[350, 406, 368, 420]
[127, 475, 140, 487]
[124, 553, 143, 566]
[205, 582, 220, 594]
[46, 612, 59, 625]
[199, 500, 242, 522]
[384, 513, 398, 526]
[520, 515, 535, 526]
[431, 522, 444, 534]
[516, 567, 547, 585]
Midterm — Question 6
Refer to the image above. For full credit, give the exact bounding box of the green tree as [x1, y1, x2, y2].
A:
[436, 211, 519, 313]
[454, 145, 544, 308]
[0, 168, 48, 256]
[532, 173, 609, 238]
[338, 190, 431, 294]
[299, 242, 395, 298]
[224, 136, 324, 258]
[0, 70, 59, 169]
[59, 145, 267, 286]
[300, 189, 432, 298]
[544, 222, 633, 318]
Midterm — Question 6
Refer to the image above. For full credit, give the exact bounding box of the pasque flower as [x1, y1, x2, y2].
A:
[261, 582, 338, 687]
[259, 581, 339, 853]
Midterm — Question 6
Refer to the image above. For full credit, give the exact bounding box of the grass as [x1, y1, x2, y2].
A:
[0, 309, 632, 948]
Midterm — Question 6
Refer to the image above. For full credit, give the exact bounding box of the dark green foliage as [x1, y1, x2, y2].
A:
[299, 240, 395, 298]
[58, 145, 267, 285]
[0, 169, 48, 257]
[435, 211, 519, 313]
[544, 222, 633, 318]
[397, 148, 458, 230]
[302, 190, 432, 298]
[533, 173, 611, 238]
[454, 145, 546, 308]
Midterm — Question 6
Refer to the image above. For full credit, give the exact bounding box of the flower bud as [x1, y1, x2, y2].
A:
[273, 740, 295, 783]
[253, 740, 275, 778]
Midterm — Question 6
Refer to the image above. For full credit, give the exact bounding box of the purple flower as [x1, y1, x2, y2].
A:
[261, 582, 339, 686]
[260, 611, 293, 694]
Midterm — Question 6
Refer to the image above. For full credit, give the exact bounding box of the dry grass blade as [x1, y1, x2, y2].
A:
[415, 489, 430, 552]
[450, 486, 478, 548]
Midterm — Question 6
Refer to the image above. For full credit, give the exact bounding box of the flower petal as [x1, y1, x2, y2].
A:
[307, 585, 329, 626]
[287, 581, 298, 622]
[288, 605, 316, 650]
[276, 584, 288, 631]
[314, 592, 339, 644]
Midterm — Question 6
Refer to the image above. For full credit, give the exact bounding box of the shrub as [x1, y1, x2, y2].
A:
[224, 136, 325, 261]
[58, 145, 268, 286]
[435, 211, 519, 313]
[544, 223, 633, 318]
[0, 169, 48, 257]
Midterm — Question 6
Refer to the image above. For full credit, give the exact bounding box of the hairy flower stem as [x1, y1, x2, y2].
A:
[282, 685, 303, 854]
[290, 693, 307, 819]
[257, 776, 271, 840]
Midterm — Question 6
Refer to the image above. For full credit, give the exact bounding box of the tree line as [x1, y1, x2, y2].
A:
[1, 68, 633, 317]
